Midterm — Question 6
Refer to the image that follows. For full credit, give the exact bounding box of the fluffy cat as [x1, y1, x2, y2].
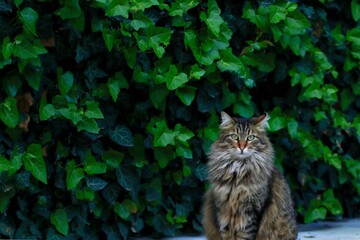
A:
[203, 112, 297, 240]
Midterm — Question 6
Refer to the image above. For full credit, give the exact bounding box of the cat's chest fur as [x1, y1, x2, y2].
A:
[212, 169, 270, 231]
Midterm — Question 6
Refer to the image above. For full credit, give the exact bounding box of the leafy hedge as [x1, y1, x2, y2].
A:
[1, 0, 360, 238]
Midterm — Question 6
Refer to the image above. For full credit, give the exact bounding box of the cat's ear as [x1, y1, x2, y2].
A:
[253, 113, 270, 129]
[220, 111, 234, 128]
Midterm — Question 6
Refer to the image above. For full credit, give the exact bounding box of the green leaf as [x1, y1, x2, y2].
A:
[58, 68, 74, 96]
[84, 150, 107, 175]
[106, 0, 129, 18]
[130, 12, 154, 31]
[304, 206, 327, 223]
[149, 85, 169, 109]
[199, 0, 224, 37]
[149, 120, 176, 147]
[168, 0, 200, 16]
[66, 160, 85, 190]
[0, 156, 14, 173]
[190, 64, 205, 79]
[114, 199, 137, 220]
[284, 11, 311, 35]
[58, 104, 80, 124]
[85, 101, 104, 119]
[19, 7, 38, 36]
[268, 107, 287, 131]
[134, 27, 173, 58]
[351, 0, 360, 21]
[154, 146, 176, 169]
[2, 74, 22, 97]
[50, 209, 69, 236]
[75, 186, 95, 201]
[39, 98, 56, 121]
[76, 117, 100, 134]
[175, 86, 196, 106]
[8, 149, 23, 176]
[102, 150, 124, 169]
[86, 177, 108, 191]
[166, 72, 188, 90]
[116, 166, 139, 192]
[0, 97, 19, 128]
[107, 72, 129, 102]
[55, 0, 82, 19]
[109, 125, 134, 147]
[195, 163, 207, 181]
[22, 144, 47, 184]
[322, 189, 343, 216]
[2, 37, 14, 60]
[15, 0, 23, 7]
[241, 53, 275, 72]
[269, 3, 287, 23]
[130, 0, 159, 11]
[0, 188, 15, 214]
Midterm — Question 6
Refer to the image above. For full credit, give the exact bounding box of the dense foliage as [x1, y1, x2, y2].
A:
[0, 0, 360, 238]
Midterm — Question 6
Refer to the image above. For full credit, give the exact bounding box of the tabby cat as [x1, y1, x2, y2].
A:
[203, 112, 297, 240]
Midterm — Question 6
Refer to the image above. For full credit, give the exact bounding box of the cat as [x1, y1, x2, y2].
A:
[203, 111, 297, 240]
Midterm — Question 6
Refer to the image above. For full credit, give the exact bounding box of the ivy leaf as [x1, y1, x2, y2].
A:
[19, 7, 38, 36]
[102, 150, 124, 169]
[50, 209, 69, 236]
[269, 2, 287, 23]
[134, 27, 173, 58]
[0, 96, 19, 128]
[55, 0, 82, 19]
[351, 0, 360, 21]
[85, 101, 104, 119]
[109, 125, 134, 147]
[304, 206, 327, 223]
[75, 187, 95, 201]
[2, 37, 14, 60]
[284, 11, 311, 35]
[190, 64, 205, 80]
[0, 188, 16, 214]
[101, 184, 121, 205]
[22, 144, 47, 184]
[149, 85, 169, 109]
[166, 72, 188, 90]
[154, 146, 176, 169]
[86, 177, 108, 191]
[0, 156, 13, 173]
[76, 117, 100, 134]
[66, 160, 85, 190]
[57, 68, 74, 96]
[116, 166, 139, 192]
[175, 86, 196, 106]
[149, 120, 176, 147]
[107, 72, 129, 102]
[199, 0, 224, 37]
[130, 12, 154, 31]
[106, 0, 129, 18]
[84, 61, 108, 82]
[114, 199, 137, 220]
[195, 163, 208, 181]
[130, 0, 159, 12]
[84, 150, 107, 175]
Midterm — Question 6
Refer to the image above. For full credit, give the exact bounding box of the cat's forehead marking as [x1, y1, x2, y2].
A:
[234, 118, 251, 134]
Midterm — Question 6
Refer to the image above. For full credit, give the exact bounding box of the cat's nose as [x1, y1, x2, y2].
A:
[238, 140, 247, 151]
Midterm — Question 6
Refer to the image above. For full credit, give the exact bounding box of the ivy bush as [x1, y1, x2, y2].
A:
[0, 0, 360, 238]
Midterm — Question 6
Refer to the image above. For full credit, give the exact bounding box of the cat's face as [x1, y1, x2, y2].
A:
[215, 112, 270, 160]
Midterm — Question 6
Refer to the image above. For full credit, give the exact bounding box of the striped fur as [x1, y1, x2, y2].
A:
[203, 112, 297, 240]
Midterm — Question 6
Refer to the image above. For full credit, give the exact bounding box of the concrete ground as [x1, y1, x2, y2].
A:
[134, 218, 360, 240]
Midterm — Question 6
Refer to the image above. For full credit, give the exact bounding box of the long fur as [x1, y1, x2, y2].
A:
[203, 112, 297, 240]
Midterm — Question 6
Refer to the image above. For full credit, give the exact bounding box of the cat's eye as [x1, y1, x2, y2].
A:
[230, 134, 239, 140]
[247, 135, 255, 141]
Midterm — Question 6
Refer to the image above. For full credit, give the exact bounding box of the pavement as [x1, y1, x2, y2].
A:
[132, 218, 360, 240]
